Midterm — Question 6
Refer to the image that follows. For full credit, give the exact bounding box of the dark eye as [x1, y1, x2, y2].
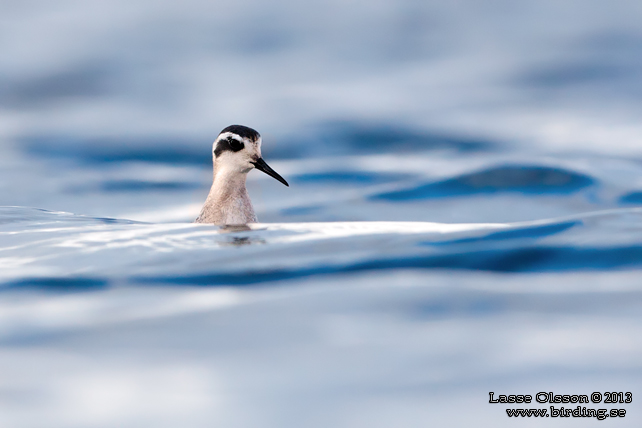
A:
[227, 137, 244, 152]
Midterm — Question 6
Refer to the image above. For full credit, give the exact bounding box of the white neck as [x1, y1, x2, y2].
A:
[195, 162, 257, 225]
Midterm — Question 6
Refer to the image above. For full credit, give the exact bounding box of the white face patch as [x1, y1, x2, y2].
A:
[212, 133, 263, 173]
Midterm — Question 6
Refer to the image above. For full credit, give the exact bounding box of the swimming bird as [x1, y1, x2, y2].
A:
[195, 125, 289, 225]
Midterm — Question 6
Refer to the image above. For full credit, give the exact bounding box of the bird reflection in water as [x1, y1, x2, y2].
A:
[218, 224, 266, 246]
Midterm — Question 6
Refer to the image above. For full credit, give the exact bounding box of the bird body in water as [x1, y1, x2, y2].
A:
[195, 125, 289, 225]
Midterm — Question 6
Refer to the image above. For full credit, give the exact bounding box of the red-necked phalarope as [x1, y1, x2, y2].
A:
[195, 125, 289, 225]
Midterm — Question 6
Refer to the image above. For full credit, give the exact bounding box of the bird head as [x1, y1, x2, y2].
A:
[212, 125, 289, 186]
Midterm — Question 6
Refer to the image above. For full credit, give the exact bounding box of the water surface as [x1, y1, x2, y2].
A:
[2, 1, 642, 426]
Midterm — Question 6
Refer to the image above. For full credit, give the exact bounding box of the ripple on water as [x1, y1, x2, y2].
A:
[67, 180, 202, 194]
[3, 207, 642, 290]
[619, 191, 642, 205]
[292, 171, 412, 185]
[371, 165, 595, 201]
[426, 221, 581, 246]
[3, 277, 108, 292]
[135, 244, 642, 286]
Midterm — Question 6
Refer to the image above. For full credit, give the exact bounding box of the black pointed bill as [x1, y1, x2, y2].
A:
[252, 158, 289, 187]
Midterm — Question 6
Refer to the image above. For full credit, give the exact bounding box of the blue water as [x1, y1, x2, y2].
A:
[2, 153, 642, 427]
[2, 1, 642, 427]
